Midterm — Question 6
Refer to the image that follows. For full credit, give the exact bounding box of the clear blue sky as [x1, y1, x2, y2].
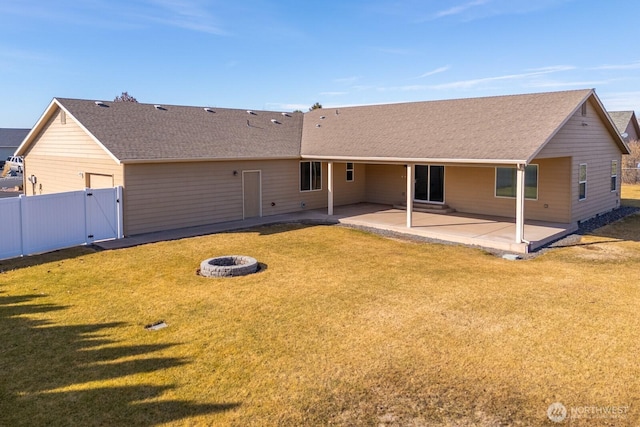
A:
[2, 0, 640, 128]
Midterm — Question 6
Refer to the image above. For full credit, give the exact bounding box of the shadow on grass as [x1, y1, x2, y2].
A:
[545, 208, 640, 250]
[553, 238, 624, 248]
[583, 210, 640, 243]
[226, 221, 324, 237]
[0, 292, 239, 426]
[0, 246, 98, 272]
[621, 198, 640, 208]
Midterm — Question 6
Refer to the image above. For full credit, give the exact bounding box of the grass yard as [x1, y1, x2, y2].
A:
[1, 188, 640, 426]
[622, 183, 640, 208]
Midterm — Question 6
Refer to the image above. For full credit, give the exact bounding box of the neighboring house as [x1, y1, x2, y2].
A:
[15, 89, 628, 250]
[0, 128, 29, 161]
[609, 110, 640, 183]
[608, 110, 640, 142]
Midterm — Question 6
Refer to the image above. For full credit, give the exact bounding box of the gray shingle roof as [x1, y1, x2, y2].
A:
[55, 99, 303, 162]
[20, 89, 625, 164]
[0, 128, 30, 147]
[608, 111, 634, 133]
[608, 110, 640, 140]
[301, 89, 596, 163]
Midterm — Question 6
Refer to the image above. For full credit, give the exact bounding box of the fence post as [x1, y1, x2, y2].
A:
[116, 186, 124, 239]
[84, 188, 89, 245]
[19, 194, 26, 257]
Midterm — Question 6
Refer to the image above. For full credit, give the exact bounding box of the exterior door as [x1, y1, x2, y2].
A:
[242, 171, 261, 219]
[415, 165, 444, 203]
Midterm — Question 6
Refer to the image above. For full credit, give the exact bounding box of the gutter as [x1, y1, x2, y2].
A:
[300, 155, 528, 165]
[120, 155, 527, 166]
[119, 155, 302, 165]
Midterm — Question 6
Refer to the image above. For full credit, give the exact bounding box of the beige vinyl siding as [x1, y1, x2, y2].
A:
[363, 162, 571, 222]
[445, 158, 572, 222]
[25, 109, 114, 160]
[532, 157, 572, 222]
[444, 166, 495, 215]
[332, 162, 366, 206]
[24, 155, 122, 195]
[537, 99, 622, 222]
[364, 164, 405, 205]
[22, 110, 122, 195]
[123, 160, 330, 235]
[87, 173, 115, 189]
[570, 152, 621, 222]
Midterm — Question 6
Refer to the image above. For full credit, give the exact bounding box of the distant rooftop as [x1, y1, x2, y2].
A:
[0, 128, 30, 147]
[608, 111, 639, 135]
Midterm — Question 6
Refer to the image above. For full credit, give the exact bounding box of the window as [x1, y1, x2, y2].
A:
[611, 160, 618, 192]
[346, 162, 354, 181]
[495, 165, 538, 200]
[579, 163, 587, 200]
[300, 161, 321, 191]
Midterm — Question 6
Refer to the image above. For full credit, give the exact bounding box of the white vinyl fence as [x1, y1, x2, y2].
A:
[0, 187, 123, 261]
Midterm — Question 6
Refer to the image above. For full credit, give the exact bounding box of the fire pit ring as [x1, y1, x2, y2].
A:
[200, 255, 259, 278]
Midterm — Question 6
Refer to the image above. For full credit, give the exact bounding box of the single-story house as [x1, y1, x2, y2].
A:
[610, 110, 640, 184]
[609, 110, 640, 142]
[0, 128, 30, 160]
[15, 88, 629, 252]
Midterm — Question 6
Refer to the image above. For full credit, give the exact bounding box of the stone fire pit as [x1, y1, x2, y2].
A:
[200, 255, 259, 277]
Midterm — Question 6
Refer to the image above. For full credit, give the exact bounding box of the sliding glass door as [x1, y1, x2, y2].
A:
[415, 165, 444, 203]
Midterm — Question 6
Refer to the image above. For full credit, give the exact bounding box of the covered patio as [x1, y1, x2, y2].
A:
[324, 203, 577, 253]
[321, 160, 575, 253]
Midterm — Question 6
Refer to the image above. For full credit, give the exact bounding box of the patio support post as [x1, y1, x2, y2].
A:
[515, 163, 525, 243]
[327, 161, 334, 216]
[406, 163, 414, 228]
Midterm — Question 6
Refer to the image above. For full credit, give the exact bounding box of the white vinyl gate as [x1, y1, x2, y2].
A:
[0, 187, 123, 261]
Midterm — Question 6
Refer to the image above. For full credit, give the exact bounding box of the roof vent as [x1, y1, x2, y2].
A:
[316, 124, 321, 128]
[204, 107, 215, 113]
[247, 110, 257, 115]
[154, 105, 167, 111]
[281, 112, 291, 117]
[94, 101, 108, 107]
[271, 119, 281, 124]
[320, 116, 326, 119]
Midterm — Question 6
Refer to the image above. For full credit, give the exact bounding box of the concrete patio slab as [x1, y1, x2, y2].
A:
[95, 203, 576, 254]
[328, 204, 576, 253]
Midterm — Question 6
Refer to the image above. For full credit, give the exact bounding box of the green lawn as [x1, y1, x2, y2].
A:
[1, 189, 640, 425]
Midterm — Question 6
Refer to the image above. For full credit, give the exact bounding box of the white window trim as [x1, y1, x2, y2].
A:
[579, 163, 587, 201]
[611, 160, 618, 192]
[494, 164, 538, 201]
[299, 161, 322, 192]
[346, 162, 354, 182]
